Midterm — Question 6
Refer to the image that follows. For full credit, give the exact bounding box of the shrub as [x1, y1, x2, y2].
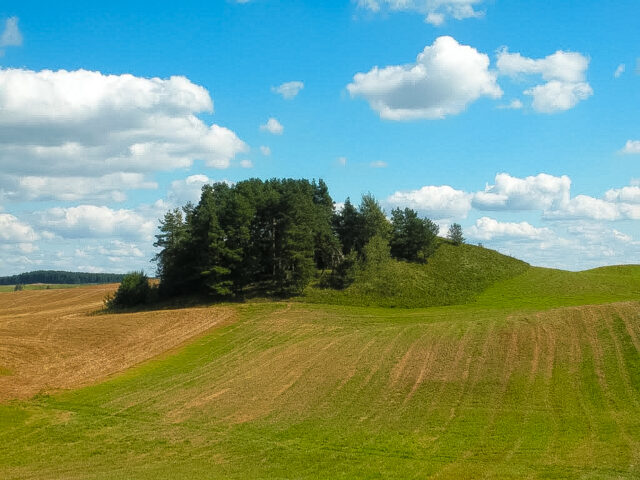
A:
[13, 284, 24, 292]
[105, 271, 152, 309]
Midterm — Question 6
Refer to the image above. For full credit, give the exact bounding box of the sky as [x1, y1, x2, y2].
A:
[0, 0, 639, 275]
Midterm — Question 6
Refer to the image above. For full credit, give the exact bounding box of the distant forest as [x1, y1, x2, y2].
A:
[0, 270, 126, 286]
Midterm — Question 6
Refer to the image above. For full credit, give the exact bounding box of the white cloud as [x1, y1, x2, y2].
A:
[0, 173, 157, 202]
[497, 99, 523, 110]
[497, 48, 592, 113]
[167, 174, 211, 206]
[370, 160, 387, 168]
[469, 217, 552, 241]
[473, 173, 571, 211]
[0, 17, 22, 48]
[544, 195, 640, 221]
[0, 68, 248, 178]
[0, 213, 39, 243]
[337, 156, 347, 166]
[604, 186, 640, 204]
[240, 159, 253, 168]
[36, 205, 156, 240]
[614, 64, 625, 78]
[620, 140, 640, 154]
[259, 145, 271, 156]
[356, 0, 485, 25]
[387, 185, 472, 219]
[260, 117, 284, 135]
[347, 36, 502, 120]
[271, 81, 304, 99]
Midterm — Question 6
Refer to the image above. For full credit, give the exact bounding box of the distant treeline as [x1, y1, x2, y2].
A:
[153, 178, 462, 299]
[0, 270, 126, 285]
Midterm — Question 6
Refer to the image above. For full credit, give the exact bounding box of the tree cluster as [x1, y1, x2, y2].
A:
[153, 178, 458, 299]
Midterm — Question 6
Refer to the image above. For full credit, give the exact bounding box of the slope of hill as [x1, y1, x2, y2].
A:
[1, 295, 639, 479]
[303, 242, 530, 307]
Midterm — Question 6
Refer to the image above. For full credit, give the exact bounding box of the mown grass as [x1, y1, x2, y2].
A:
[303, 242, 530, 308]
[1, 263, 640, 478]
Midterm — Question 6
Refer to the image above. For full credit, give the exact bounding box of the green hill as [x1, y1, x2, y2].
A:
[303, 241, 530, 307]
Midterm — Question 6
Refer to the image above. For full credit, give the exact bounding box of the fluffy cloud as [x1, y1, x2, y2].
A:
[621, 140, 640, 154]
[167, 174, 211, 206]
[386, 184, 472, 219]
[604, 186, 640, 204]
[614, 64, 625, 78]
[544, 195, 640, 221]
[473, 173, 571, 211]
[347, 36, 502, 120]
[356, 0, 484, 25]
[469, 217, 552, 241]
[497, 48, 592, 113]
[0, 213, 39, 243]
[497, 99, 523, 110]
[0, 68, 248, 178]
[0, 173, 157, 202]
[260, 117, 284, 134]
[271, 81, 304, 99]
[35, 205, 156, 240]
[0, 17, 22, 48]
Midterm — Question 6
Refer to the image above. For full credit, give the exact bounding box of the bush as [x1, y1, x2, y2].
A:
[105, 271, 152, 309]
[13, 284, 24, 292]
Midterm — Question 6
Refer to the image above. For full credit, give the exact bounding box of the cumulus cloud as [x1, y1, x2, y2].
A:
[544, 195, 640, 221]
[469, 217, 552, 241]
[240, 159, 253, 168]
[271, 81, 304, 99]
[386, 185, 472, 219]
[620, 140, 640, 154]
[0, 213, 39, 243]
[35, 205, 156, 241]
[0, 68, 248, 179]
[260, 117, 284, 135]
[497, 48, 592, 113]
[167, 174, 211, 206]
[604, 185, 640, 204]
[614, 64, 625, 78]
[0, 173, 157, 202]
[472, 173, 571, 211]
[347, 36, 502, 120]
[356, 0, 485, 25]
[0, 17, 22, 48]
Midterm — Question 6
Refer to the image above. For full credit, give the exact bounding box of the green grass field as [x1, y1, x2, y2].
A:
[1, 258, 640, 478]
[0, 284, 87, 292]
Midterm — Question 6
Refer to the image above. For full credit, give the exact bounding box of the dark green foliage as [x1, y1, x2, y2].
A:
[389, 208, 439, 261]
[155, 178, 340, 297]
[105, 271, 152, 309]
[13, 283, 24, 291]
[328, 251, 358, 289]
[447, 223, 464, 245]
[332, 193, 391, 256]
[0, 270, 126, 285]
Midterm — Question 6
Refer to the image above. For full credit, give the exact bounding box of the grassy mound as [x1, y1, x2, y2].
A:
[303, 241, 529, 307]
[474, 265, 640, 310]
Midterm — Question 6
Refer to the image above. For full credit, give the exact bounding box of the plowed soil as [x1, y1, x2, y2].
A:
[0, 285, 234, 401]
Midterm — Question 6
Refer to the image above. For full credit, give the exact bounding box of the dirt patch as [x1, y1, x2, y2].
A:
[0, 284, 235, 401]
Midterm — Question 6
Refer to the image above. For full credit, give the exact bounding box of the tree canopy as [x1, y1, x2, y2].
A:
[153, 178, 442, 298]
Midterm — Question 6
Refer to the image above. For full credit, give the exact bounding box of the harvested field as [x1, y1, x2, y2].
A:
[0, 285, 234, 401]
[1, 281, 640, 478]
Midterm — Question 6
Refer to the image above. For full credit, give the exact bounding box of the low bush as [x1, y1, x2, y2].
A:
[105, 271, 154, 310]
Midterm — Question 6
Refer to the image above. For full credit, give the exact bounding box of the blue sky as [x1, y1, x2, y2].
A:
[0, 0, 639, 274]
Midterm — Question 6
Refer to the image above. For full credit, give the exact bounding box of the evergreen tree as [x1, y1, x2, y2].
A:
[447, 223, 465, 246]
[389, 208, 439, 261]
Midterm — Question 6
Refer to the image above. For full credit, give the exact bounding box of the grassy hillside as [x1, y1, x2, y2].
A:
[303, 241, 530, 307]
[1, 296, 640, 479]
